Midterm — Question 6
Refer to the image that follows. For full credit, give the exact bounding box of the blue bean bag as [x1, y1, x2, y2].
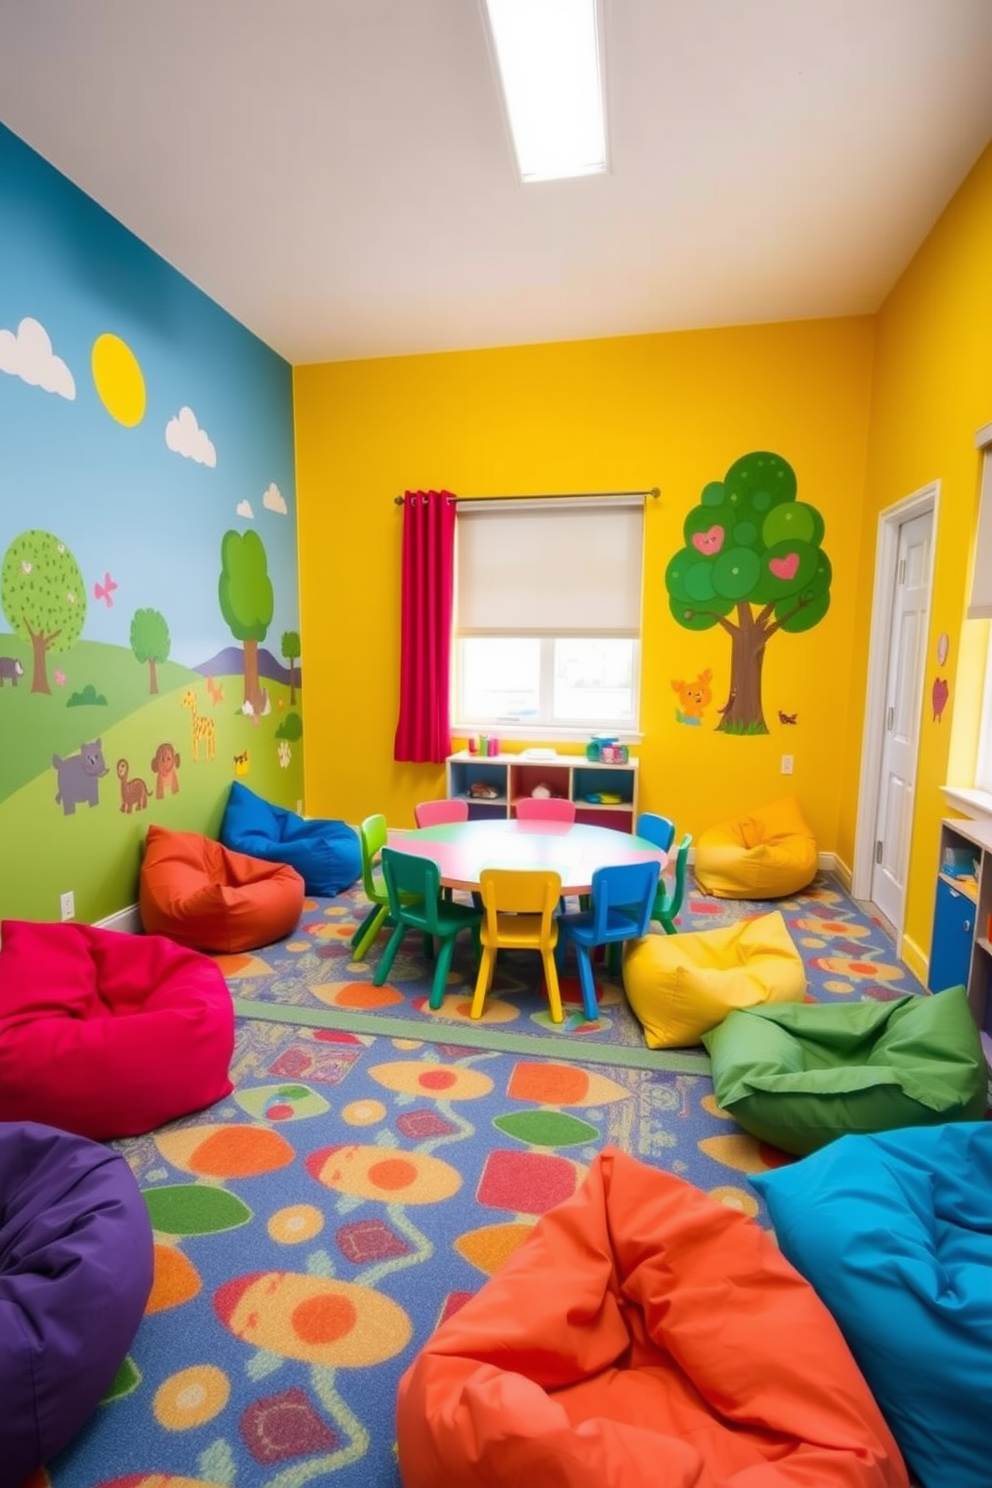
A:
[0, 1121, 154, 1483]
[750, 1122, 992, 1488]
[220, 781, 360, 896]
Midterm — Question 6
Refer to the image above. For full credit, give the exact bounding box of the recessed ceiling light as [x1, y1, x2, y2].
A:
[483, 0, 608, 184]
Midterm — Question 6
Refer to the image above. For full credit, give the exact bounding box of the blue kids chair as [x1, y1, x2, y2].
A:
[557, 859, 660, 1021]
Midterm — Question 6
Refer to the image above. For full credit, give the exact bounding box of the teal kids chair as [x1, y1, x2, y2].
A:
[652, 832, 692, 934]
[606, 832, 692, 977]
[373, 848, 482, 1008]
[557, 859, 660, 1021]
[351, 814, 431, 962]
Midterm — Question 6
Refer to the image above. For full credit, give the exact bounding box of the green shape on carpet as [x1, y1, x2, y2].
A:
[233, 997, 711, 1074]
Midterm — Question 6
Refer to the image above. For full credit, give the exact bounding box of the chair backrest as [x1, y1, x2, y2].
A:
[479, 868, 562, 944]
[515, 796, 577, 823]
[359, 813, 388, 901]
[587, 859, 661, 942]
[380, 847, 442, 931]
[414, 798, 470, 829]
[637, 812, 676, 852]
[661, 833, 692, 916]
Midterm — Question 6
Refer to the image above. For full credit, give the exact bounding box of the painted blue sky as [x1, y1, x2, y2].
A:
[0, 124, 299, 670]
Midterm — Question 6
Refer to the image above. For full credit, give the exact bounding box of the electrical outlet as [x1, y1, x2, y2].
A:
[60, 890, 75, 921]
[781, 755, 794, 776]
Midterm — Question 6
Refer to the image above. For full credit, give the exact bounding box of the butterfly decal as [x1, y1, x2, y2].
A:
[93, 571, 119, 607]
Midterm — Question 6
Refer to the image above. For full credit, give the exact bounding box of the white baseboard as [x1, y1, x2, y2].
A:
[819, 850, 847, 886]
[96, 903, 143, 934]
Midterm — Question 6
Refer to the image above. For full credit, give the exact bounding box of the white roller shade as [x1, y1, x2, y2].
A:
[968, 422, 992, 620]
[456, 499, 644, 635]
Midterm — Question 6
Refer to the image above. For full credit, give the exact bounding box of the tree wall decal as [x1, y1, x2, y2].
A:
[130, 607, 171, 694]
[281, 629, 300, 704]
[218, 528, 273, 714]
[1, 529, 87, 694]
[664, 452, 831, 733]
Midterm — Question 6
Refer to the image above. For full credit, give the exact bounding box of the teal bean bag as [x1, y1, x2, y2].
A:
[750, 1123, 992, 1488]
[220, 781, 360, 897]
[701, 985, 987, 1155]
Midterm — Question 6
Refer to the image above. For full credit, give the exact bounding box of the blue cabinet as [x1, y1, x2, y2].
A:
[928, 876, 975, 992]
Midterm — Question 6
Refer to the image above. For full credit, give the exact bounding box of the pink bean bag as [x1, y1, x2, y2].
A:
[0, 920, 234, 1140]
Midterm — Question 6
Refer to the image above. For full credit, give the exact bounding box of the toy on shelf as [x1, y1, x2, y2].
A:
[586, 736, 629, 764]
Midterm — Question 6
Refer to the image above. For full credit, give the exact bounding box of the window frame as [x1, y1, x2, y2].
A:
[450, 496, 645, 741]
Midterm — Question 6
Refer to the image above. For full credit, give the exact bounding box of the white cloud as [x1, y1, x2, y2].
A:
[262, 482, 287, 515]
[236, 499, 254, 519]
[0, 317, 75, 399]
[165, 406, 216, 467]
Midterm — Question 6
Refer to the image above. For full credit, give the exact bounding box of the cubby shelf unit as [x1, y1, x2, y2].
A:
[927, 814, 992, 1069]
[445, 751, 639, 834]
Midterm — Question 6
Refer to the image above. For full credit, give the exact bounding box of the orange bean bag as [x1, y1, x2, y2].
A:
[139, 824, 304, 953]
[396, 1148, 908, 1488]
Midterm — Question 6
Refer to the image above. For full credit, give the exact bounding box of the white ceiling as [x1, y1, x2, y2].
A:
[2, 0, 991, 366]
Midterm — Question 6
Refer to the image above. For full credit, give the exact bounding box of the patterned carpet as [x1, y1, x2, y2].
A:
[224, 872, 924, 1065]
[44, 872, 924, 1488]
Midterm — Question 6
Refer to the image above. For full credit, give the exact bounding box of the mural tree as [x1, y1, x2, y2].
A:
[218, 529, 273, 715]
[1, 529, 87, 694]
[664, 452, 831, 733]
[281, 629, 300, 703]
[130, 607, 171, 694]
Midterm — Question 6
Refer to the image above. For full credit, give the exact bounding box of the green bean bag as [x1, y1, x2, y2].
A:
[701, 985, 987, 1156]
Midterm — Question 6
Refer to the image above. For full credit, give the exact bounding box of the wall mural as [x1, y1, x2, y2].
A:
[665, 450, 831, 734]
[0, 120, 302, 923]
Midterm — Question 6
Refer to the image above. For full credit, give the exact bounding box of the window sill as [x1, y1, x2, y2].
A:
[941, 785, 992, 825]
[452, 724, 644, 746]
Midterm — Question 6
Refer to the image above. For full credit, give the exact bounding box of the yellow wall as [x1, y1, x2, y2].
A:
[295, 317, 874, 843]
[840, 141, 992, 976]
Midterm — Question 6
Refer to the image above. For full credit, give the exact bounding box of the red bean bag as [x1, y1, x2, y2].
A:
[139, 824, 304, 953]
[396, 1147, 909, 1488]
[0, 920, 234, 1140]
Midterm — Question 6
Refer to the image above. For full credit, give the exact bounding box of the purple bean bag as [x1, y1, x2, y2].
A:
[0, 1122, 153, 1485]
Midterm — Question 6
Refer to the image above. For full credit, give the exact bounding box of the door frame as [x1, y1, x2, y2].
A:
[852, 482, 939, 933]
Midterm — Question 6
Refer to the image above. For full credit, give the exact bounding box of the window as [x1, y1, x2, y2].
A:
[452, 497, 644, 735]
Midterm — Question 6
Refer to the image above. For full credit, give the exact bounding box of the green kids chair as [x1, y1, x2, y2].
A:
[373, 848, 482, 1008]
[351, 814, 431, 963]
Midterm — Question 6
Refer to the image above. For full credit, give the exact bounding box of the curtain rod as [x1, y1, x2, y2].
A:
[394, 487, 660, 505]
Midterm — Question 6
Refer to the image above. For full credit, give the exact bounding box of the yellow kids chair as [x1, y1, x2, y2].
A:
[471, 868, 564, 1023]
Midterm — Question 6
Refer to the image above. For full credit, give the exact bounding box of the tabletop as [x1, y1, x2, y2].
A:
[387, 818, 667, 896]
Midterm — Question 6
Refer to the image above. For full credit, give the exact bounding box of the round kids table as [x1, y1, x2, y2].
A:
[388, 818, 667, 896]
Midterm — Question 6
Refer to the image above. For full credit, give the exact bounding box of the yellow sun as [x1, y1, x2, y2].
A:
[91, 333, 146, 426]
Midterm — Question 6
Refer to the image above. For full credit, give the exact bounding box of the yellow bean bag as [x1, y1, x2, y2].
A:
[695, 796, 818, 899]
[623, 910, 806, 1048]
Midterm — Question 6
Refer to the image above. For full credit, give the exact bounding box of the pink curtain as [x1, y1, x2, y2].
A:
[393, 489, 456, 763]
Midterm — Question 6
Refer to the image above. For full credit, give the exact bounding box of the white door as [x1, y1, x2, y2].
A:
[870, 509, 933, 927]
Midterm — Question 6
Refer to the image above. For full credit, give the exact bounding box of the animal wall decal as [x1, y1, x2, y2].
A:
[116, 757, 150, 813]
[672, 669, 713, 726]
[778, 710, 799, 725]
[151, 742, 181, 798]
[0, 656, 24, 686]
[665, 452, 831, 734]
[181, 687, 216, 761]
[53, 739, 109, 815]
